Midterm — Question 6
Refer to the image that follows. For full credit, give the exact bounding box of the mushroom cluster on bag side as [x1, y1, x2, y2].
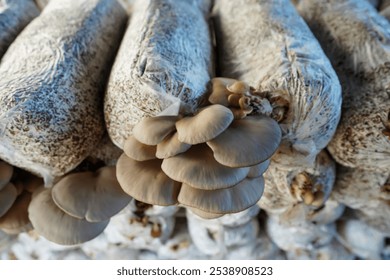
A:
[0, 163, 43, 235]
[26, 166, 131, 245]
[117, 78, 282, 218]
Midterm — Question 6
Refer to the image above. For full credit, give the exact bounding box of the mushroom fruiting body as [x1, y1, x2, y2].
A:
[0, 191, 32, 235]
[28, 188, 109, 245]
[0, 183, 18, 218]
[0, 161, 14, 190]
[116, 93, 282, 217]
[51, 166, 131, 223]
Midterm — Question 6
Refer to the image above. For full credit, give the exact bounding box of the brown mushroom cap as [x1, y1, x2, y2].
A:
[227, 80, 250, 94]
[156, 132, 191, 159]
[0, 191, 32, 235]
[178, 176, 264, 214]
[132, 115, 179, 145]
[207, 116, 282, 167]
[123, 136, 157, 161]
[176, 104, 234, 144]
[247, 159, 271, 178]
[28, 188, 109, 245]
[0, 161, 13, 190]
[0, 182, 18, 218]
[52, 166, 131, 223]
[161, 144, 250, 190]
[116, 154, 180, 206]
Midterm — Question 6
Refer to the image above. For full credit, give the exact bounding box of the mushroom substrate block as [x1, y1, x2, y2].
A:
[0, 0, 128, 184]
[297, 0, 390, 171]
[0, 0, 40, 58]
[104, 0, 213, 148]
[212, 0, 342, 168]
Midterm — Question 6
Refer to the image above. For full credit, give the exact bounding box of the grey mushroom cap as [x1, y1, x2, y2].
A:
[0, 161, 13, 190]
[161, 144, 250, 190]
[52, 166, 131, 223]
[186, 207, 224, 219]
[0, 182, 18, 218]
[176, 104, 234, 144]
[132, 115, 179, 145]
[156, 132, 191, 159]
[247, 159, 271, 178]
[207, 115, 282, 167]
[28, 188, 109, 245]
[116, 154, 180, 206]
[0, 191, 32, 235]
[178, 176, 265, 214]
[123, 136, 157, 161]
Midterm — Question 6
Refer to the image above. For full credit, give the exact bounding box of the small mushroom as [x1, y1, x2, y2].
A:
[51, 166, 131, 222]
[0, 191, 32, 235]
[178, 176, 264, 214]
[207, 115, 281, 167]
[227, 80, 250, 94]
[116, 154, 180, 205]
[28, 188, 109, 245]
[0, 182, 18, 217]
[123, 136, 157, 161]
[161, 144, 250, 190]
[156, 132, 191, 159]
[176, 104, 234, 144]
[208, 77, 237, 106]
[0, 161, 13, 190]
[132, 115, 179, 145]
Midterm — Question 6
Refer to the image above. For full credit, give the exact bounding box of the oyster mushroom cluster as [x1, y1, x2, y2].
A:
[0, 161, 42, 235]
[27, 166, 131, 245]
[117, 78, 282, 218]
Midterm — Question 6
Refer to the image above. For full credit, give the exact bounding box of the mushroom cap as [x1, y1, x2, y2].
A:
[186, 206, 224, 219]
[178, 176, 265, 214]
[0, 161, 13, 190]
[208, 77, 237, 106]
[116, 154, 180, 206]
[156, 132, 191, 159]
[28, 188, 109, 245]
[0, 191, 32, 235]
[52, 166, 131, 223]
[247, 159, 271, 178]
[123, 136, 157, 161]
[227, 81, 249, 94]
[161, 144, 250, 190]
[0, 182, 18, 218]
[176, 104, 234, 144]
[132, 115, 179, 145]
[207, 116, 282, 167]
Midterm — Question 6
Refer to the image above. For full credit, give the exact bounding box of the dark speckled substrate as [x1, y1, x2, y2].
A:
[0, 0, 127, 183]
